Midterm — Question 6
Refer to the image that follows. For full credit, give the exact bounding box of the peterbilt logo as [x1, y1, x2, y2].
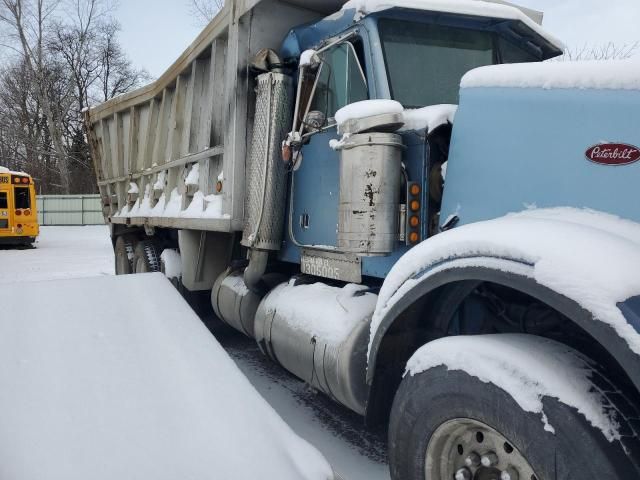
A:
[585, 143, 640, 166]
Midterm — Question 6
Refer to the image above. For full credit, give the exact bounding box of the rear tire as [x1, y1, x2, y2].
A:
[389, 347, 638, 480]
[132, 240, 161, 273]
[114, 235, 136, 275]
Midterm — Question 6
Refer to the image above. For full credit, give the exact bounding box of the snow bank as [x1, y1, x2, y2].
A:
[334, 99, 403, 125]
[400, 104, 457, 132]
[341, 0, 561, 48]
[263, 282, 377, 347]
[0, 274, 333, 480]
[406, 334, 621, 441]
[462, 59, 640, 91]
[371, 208, 640, 357]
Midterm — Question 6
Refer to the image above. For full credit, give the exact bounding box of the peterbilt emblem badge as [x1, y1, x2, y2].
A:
[585, 143, 640, 166]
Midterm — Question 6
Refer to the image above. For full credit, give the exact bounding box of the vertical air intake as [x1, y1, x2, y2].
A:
[242, 72, 294, 251]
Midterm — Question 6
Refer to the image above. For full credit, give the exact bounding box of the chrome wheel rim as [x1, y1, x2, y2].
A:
[425, 418, 538, 480]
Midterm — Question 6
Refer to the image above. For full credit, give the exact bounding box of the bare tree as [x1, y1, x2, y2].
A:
[0, 0, 73, 193]
[188, 0, 223, 26]
[557, 42, 639, 61]
[0, 0, 149, 193]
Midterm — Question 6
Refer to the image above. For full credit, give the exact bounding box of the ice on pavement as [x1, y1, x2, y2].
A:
[406, 334, 621, 441]
[0, 273, 333, 480]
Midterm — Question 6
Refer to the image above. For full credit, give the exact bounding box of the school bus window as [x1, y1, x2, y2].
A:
[14, 187, 30, 209]
[0, 192, 7, 209]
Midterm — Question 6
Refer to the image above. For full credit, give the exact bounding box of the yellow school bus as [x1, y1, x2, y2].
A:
[0, 168, 39, 245]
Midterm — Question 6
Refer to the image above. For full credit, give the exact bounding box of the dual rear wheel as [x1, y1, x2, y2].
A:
[114, 236, 161, 275]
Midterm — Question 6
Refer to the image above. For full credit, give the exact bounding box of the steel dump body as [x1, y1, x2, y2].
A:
[86, 0, 345, 233]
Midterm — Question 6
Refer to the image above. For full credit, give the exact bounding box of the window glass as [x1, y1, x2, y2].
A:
[14, 187, 30, 209]
[379, 19, 496, 107]
[311, 42, 368, 121]
[0, 192, 7, 209]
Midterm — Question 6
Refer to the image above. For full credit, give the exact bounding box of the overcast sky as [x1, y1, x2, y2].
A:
[116, 0, 640, 78]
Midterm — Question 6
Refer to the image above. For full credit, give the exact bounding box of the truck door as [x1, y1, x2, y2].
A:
[288, 41, 368, 248]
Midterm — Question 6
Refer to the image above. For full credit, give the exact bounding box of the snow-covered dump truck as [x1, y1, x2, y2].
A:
[86, 0, 640, 478]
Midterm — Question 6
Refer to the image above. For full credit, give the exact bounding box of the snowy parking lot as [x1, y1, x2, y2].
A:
[0, 226, 390, 480]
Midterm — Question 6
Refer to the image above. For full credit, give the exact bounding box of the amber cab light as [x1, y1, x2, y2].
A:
[21, 178, 29, 184]
[410, 215, 420, 228]
[410, 184, 421, 196]
[409, 232, 420, 244]
[24, 209, 31, 216]
[410, 200, 420, 212]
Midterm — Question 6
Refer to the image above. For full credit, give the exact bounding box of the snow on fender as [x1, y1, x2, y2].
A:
[405, 334, 621, 440]
[0, 273, 334, 480]
[370, 207, 640, 359]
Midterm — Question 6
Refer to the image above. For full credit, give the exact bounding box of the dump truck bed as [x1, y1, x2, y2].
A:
[86, 0, 345, 232]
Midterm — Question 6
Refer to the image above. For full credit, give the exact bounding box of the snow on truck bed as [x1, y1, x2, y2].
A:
[0, 274, 332, 480]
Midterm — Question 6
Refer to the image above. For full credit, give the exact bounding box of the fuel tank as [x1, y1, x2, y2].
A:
[253, 280, 377, 415]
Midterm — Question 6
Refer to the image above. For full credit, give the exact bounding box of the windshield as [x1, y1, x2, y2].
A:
[380, 19, 519, 108]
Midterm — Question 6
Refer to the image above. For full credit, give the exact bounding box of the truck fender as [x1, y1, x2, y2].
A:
[366, 210, 640, 397]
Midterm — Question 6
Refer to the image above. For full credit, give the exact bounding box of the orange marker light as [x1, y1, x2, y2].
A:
[410, 215, 420, 228]
[22, 178, 29, 184]
[410, 200, 420, 212]
[409, 232, 420, 244]
[216, 181, 223, 193]
[410, 184, 421, 196]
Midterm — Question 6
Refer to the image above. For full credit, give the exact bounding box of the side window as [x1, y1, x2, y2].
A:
[311, 42, 368, 122]
[0, 192, 7, 209]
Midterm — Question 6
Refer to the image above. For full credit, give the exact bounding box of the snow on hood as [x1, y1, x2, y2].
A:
[462, 59, 640, 91]
[371, 208, 640, 357]
[406, 334, 621, 441]
[334, 99, 403, 126]
[333, 100, 456, 135]
[0, 274, 333, 480]
[341, 0, 562, 48]
[400, 104, 457, 132]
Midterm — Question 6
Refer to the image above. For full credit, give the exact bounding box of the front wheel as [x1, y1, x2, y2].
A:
[389, 336, 638, 480]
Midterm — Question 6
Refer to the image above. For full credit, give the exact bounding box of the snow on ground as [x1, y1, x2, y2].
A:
[214, 324, 391, 480]
[0, 226, 390, 479]
[0, 273, 333, 480]
[0, 226, 114, 284]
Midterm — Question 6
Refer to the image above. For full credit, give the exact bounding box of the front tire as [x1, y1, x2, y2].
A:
[389, 346, 637, 480]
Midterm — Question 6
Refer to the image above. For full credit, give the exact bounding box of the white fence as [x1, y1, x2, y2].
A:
[36, 195, 104, 226]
